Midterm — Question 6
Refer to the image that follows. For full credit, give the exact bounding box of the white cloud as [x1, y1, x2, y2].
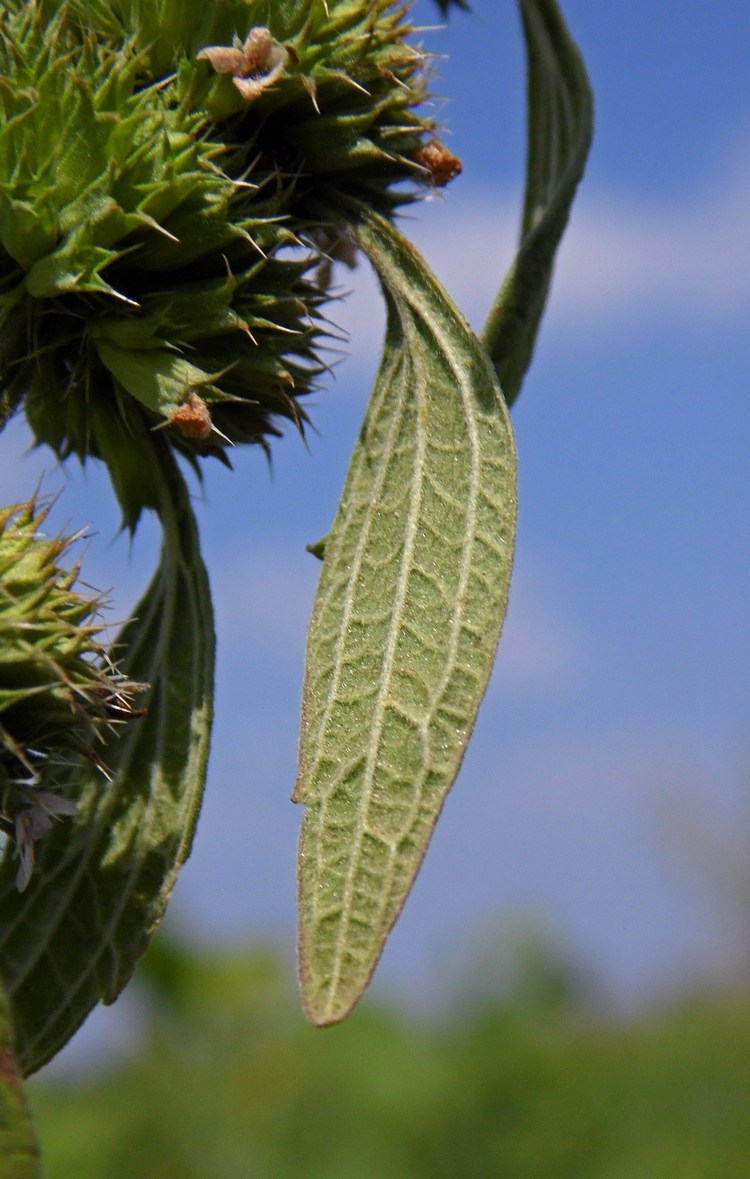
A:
[211, 547, 318, 668]
[493, 560, 587, 695]
[334, 133, 750, 358]
[552, 176, 750, 326]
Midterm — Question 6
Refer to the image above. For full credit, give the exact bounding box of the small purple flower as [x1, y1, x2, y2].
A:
[13, 790, 78, 892]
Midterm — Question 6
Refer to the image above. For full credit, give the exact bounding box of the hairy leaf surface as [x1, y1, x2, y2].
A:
[0, 439, 214, 1075]
[294, 206, 517, 1025]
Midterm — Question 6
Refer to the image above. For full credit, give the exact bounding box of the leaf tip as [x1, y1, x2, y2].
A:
[298, 965, 365, 1029]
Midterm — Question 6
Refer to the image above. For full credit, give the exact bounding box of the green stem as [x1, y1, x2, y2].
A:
[481, 0, 594, 407]
[0, 978, 41, 1177]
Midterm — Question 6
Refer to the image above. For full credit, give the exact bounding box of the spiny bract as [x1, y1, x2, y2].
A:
[0, 497, 145, 888]
[0, 0, 446, 527]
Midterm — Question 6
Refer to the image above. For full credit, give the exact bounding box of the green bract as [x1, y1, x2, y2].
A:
[0, 0, 438, 527]
[0, 498, 144, 889]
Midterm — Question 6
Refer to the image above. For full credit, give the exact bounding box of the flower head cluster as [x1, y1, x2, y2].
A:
[0, 1, 454, 528]
[0, 497, 146, 888]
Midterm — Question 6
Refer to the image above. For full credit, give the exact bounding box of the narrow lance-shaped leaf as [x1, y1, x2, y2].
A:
[482, 0, 594, 405]
[0, 978, 41, 1177]
[294, 205, 517, 1025]
[0, 431, 214, 1076]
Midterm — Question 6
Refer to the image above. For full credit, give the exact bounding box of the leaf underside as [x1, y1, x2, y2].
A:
[293, 0, 593, 1026]
[294, 205, 517, 1026]
[0, 440, 214, 1076]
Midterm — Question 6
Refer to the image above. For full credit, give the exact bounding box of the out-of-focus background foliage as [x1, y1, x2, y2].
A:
[28, 931, 750, 1176]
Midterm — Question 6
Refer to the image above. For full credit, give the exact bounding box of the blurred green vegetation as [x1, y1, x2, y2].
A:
[27, 933, 750, 1178]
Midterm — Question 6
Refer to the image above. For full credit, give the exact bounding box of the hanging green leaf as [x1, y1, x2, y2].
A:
[482, 0, 594, 406]
[294, 205, 517, 1025]
[0, 436, 214, 1076]
[0, 979, 41, 1177]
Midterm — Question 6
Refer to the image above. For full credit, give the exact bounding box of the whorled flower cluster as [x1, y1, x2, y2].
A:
[0, 0, 456, 883]
[0, 0, 449, 526]
[0, 498, 145, 888]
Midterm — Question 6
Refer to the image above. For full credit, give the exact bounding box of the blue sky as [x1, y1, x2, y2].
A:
[3, 1, 750, 1060]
